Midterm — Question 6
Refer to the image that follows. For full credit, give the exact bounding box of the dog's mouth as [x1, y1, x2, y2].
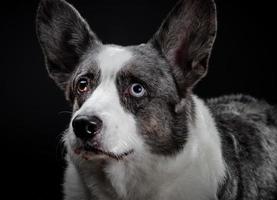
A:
[73, 144, 134, 161]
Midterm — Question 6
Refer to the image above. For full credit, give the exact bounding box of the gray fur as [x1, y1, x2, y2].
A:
[150, 0, 217, 95]
[36, 0, 101, 90]
[208, 95, 277, 199]
[116, 44, 191, 155]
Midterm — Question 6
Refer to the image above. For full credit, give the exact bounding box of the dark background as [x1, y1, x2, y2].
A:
[1, 0, 276, 199]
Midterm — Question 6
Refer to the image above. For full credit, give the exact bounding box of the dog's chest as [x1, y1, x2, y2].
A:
[81, 157, 219, 200]
[80, 161, 159, 200]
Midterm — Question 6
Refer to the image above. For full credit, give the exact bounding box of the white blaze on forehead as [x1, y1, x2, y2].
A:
[96, 45, 133, 79]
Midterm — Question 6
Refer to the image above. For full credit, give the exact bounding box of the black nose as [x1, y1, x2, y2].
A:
[72, 115, 103, 141]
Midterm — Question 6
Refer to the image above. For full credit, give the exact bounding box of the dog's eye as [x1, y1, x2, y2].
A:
[129, 83, 145, 97]
[77, 78, 89, 94]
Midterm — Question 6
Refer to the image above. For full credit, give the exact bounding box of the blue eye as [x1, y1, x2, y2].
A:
[129, 83, 145, 97]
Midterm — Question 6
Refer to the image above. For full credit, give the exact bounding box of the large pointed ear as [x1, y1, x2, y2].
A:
[36, 0, 101, 90]
[150, 0, 217, 95]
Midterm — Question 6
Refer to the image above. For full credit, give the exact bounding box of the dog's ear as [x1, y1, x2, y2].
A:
[36, 0, 101, 90]
[150, 0, 217, 96]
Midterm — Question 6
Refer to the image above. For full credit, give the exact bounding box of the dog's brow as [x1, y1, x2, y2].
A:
[96, 46, 133, 81]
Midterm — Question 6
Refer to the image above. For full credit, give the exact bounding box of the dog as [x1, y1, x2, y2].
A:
[36, 0, 277, 199]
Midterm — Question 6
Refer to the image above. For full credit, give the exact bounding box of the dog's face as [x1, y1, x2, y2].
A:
[37, 0, 216, 160]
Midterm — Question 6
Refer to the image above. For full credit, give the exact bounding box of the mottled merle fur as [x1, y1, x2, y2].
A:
[36, 0, 277, 199]
[210, 95, 277, 199]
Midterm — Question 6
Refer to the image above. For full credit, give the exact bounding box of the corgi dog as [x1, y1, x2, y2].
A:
[36, 0, 277, 199]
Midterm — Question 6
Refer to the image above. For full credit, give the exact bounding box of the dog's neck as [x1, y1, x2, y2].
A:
[78, 95, 226, 200]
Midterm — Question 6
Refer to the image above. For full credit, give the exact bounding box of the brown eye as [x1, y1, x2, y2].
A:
[77, 78, 89, 94]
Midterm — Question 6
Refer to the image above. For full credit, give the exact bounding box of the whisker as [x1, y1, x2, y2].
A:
[56, 130, 68, 161]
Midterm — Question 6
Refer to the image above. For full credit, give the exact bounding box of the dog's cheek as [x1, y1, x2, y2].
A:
[137, 102, 178, 155]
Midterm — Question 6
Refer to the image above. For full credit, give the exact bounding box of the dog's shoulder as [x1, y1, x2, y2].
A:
[207, 94, 274, 118]
[206, 94, 277, 199]
[207, 94, 277, 131]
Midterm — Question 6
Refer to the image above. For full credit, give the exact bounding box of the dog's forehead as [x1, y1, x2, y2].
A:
[96, 45, 133, 79]
[77, 43, 169, 84]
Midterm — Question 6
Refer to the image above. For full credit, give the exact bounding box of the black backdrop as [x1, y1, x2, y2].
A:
[1, 0, 276, 199]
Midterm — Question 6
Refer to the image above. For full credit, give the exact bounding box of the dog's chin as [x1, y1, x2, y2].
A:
[72, 145, 134, 161]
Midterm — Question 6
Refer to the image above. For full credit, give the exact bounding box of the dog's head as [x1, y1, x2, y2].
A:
[37, 0, 216, 161]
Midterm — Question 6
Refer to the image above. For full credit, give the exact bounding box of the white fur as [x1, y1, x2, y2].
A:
[96, 45, 132, 80]
[65, 95, 226, 200]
